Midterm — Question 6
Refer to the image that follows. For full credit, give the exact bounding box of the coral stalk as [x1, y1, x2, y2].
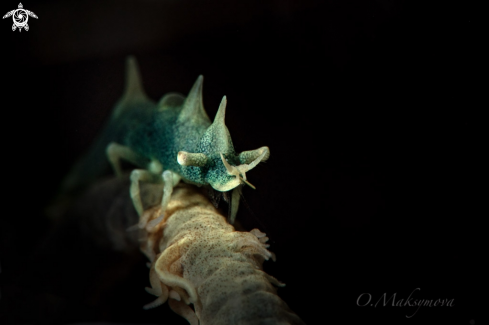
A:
[139, 182, 305, 325]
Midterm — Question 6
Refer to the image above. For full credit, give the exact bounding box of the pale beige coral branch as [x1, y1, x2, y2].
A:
[137, 182, 305, 325]
[58, 176, 305, 324]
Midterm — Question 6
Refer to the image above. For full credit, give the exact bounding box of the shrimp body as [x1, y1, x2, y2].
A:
[66, 57, 269, 226]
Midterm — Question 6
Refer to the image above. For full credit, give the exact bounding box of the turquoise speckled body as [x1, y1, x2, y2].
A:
[121, 88, 242, 191]
[62, 57, 269, 225]
[124, 95, 216, 186]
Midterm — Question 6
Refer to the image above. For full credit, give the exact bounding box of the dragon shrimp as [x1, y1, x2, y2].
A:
[62, 56, 270, 228]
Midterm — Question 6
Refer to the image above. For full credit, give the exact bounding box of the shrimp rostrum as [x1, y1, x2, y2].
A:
[103, 57, 269, 230]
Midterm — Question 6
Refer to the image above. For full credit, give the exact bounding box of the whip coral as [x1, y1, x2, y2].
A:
[136, 181, 305, 324]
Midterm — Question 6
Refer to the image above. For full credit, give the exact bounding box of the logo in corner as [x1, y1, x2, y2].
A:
[3, 3, 38, 32]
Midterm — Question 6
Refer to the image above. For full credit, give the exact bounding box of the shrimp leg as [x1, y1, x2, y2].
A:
[106, 142, 151, 177]
[144, 170, 181, 231]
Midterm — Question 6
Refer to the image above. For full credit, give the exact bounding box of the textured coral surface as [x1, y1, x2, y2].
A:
[139, 183, 305, 325]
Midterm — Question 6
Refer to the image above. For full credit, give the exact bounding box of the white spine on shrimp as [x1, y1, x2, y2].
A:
[140, 183, 305, 325]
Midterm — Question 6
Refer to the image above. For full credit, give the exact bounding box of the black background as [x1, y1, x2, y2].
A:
[0, 1, 484, 324]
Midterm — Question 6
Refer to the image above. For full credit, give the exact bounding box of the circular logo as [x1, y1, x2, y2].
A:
[13, 9, 28, 28]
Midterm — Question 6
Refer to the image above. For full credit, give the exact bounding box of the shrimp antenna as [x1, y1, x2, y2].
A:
[240, 177, 256, 190]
